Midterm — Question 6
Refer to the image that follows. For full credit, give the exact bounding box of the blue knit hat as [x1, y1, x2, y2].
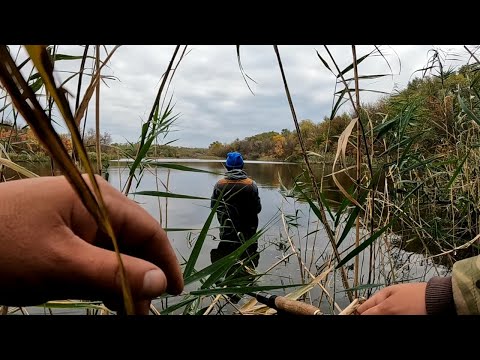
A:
[225, 151, 244, 170]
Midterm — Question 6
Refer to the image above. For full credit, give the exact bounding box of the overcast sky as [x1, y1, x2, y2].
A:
[6, 45, 472, 148]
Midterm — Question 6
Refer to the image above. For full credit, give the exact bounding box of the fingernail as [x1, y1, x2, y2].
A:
[142, 269, 165, 298]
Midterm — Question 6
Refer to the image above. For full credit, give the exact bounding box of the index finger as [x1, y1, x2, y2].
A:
[356, 288, 390, 314]
[88, 177, 184, 295]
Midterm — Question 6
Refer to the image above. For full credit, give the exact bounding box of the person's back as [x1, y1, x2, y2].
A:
[211, 152, 261, 242]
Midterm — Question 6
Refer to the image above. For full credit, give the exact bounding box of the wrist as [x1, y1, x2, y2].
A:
[425, 276, 456, 315]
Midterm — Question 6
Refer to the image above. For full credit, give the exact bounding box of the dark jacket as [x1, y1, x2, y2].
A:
[211, 169, 261, 242]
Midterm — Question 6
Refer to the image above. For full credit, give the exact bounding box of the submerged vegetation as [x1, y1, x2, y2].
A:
[1, 45, 480, 315]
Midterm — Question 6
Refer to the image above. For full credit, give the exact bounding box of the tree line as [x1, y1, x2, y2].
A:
[2, 64, 478, 166]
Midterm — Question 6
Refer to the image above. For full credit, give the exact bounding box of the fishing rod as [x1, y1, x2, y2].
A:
[248, 291, 322, 315]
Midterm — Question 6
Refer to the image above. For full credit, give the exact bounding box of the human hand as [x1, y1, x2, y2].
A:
[356, 283, 427, 315]
[0, 175, 183, 314]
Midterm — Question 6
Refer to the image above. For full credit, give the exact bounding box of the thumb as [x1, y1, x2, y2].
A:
[63, 239, 168, 307]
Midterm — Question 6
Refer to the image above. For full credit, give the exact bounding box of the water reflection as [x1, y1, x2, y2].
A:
[243, 162, 354, 210]
[6, 160, 353, 210]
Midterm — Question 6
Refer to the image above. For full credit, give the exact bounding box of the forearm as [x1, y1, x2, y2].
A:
[426, 254, 480, 315]
[425, 276, 456, 315]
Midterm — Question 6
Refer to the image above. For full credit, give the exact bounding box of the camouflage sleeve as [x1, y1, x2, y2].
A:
[452, 255, 480, 314]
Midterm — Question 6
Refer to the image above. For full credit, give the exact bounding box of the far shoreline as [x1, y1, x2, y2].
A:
[109, 157, 299, 165]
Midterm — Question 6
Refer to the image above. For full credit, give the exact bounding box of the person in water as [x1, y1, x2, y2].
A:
[211, 151, 262, 244]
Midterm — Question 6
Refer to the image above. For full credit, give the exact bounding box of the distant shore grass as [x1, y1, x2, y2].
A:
[7, 150, 352, 165]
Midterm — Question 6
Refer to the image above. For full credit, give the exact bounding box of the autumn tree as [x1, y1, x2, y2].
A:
[272, 133, 286, 158]
[208, 141, 230, 158]
[83, 128, 112, 152]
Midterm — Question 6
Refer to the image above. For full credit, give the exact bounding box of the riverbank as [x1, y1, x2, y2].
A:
[6, 151, 350, 165]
